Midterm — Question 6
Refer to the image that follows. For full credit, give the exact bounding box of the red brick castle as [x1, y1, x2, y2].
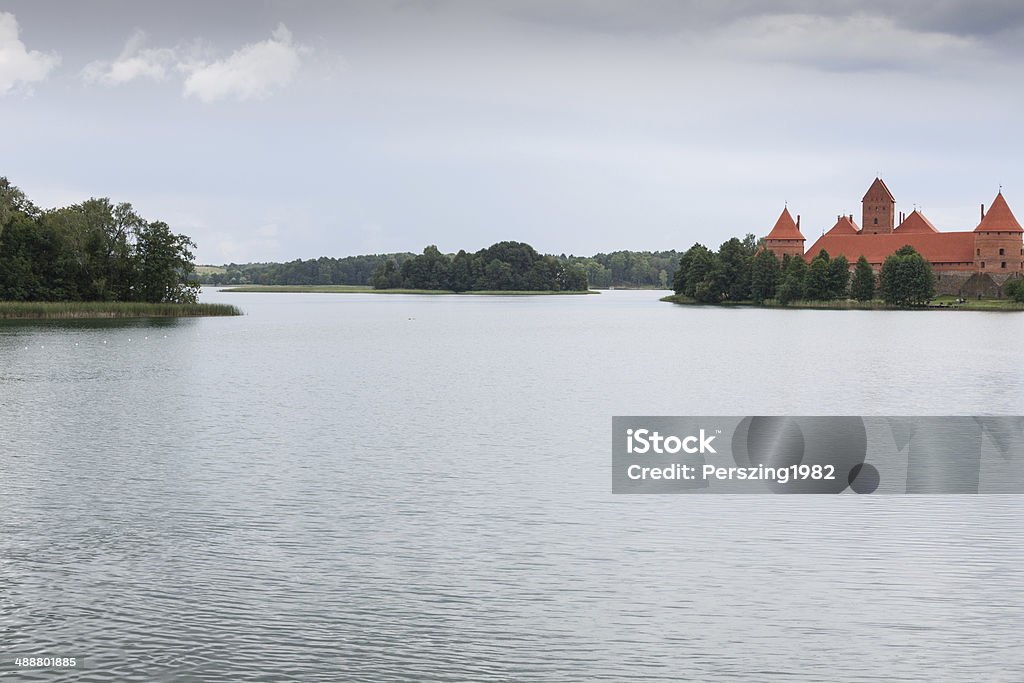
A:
[764, 178, 1024, 297]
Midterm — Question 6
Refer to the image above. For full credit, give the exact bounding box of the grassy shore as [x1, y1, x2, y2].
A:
[661, 293, 1024, 311]
[220, 285, 597, 295]
[0, 301, 242, 319]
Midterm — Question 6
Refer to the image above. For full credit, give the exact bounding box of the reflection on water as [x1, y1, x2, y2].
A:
[1, 290, 1021, 681]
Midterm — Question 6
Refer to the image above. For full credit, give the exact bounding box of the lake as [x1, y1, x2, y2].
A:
[1, 289, 1022, 681]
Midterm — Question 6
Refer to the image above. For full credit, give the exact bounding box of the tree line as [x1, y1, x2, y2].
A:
[372, 241, 588, 292]
[199, 253, 416, 287]
[199, 249, 679, 289]
[564, 250, 680, 288]
[673, 235, 936, 306]
[0, 178, 199, 304]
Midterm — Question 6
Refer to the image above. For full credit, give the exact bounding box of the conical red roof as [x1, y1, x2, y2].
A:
[976, 192, 1023, 232]
[895, 210, 938, 234]
[766, 207, 805, 240]
[863, 177, 895, 202]
[825, 215, 860, 235]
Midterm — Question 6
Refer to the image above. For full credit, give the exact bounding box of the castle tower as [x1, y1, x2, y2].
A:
[764, 207, 806, 260]
[974, 191, 1024, 274]
[862, 177, 895, 234]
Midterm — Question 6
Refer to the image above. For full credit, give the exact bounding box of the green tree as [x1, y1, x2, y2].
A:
[1004, 278, 1024, 302]
[685, 246, 720, 300]
[781, 254, 807, 300]
[448, 250, 474, 292]
[828, 254, 849, 299]
[481, 259, 515, 290]
[850, 256, 876, 301]
[135, 220, 200, 303]
[401, 245, 452, 290]
[673, 243, 704, 295]
[749, 248, 780, 304]
[777, 272, 803, 306]
[371, 259, 404, 289]
[718, 237, 752, 301]
[804, 253, 832, 300]
[880, 245, 935, 306]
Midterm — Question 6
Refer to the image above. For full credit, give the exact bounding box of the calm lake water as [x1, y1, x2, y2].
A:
[1, 289, 1022, 681]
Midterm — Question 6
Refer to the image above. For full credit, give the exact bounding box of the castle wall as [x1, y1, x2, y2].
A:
[765, 239, 804, 260]
[974, 232, 1024, 273]
[935, 271, 1023, 297]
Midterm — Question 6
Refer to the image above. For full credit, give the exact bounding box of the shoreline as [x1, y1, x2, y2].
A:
[219, 285, 598, 295]
[661, 294, 1024, 311]
[0, 302, 243, 320]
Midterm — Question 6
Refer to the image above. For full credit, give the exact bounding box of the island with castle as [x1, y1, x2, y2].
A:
[764, 178, 1023, 298]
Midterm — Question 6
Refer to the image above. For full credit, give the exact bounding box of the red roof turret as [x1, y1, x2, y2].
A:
[975, 192, 1023, 233]
[766, 207, 805, 240]
[863, 177, 895, 202]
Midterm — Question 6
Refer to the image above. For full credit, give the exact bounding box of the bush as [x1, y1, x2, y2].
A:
[1005, 278, 1024, 303]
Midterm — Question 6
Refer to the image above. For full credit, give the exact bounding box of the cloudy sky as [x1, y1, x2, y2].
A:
[2, 1, 1024, 263]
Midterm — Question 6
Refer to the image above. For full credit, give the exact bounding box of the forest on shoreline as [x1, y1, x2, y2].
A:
[370, 242, 588, 292]
[0, 178, 203, 305]
[198, 248, 681, 289]
[665, 234, 1023, 308]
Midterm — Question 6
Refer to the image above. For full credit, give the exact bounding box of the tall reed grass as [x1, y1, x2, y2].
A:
[0, 301, 242, 319]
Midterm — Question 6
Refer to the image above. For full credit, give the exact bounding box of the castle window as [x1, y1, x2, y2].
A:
[1002, 262, 1007, 269]
[981, 262, 986, 268]
[1000, 248, 1005, 256]
[873, 218, 878, 225]
[977, 248, 981, 256]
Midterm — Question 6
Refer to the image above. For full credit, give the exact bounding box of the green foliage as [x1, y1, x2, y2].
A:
[673, 243, 701, 295]
[828, 255, 850, 299]
[776, 272, 803, 306]
[879, 246, 935, 306]
[0, 301, 240, 319]
[851, 256, 876, 301]
[136, 221, 200, 304]
[798, 249, 848, 301]
[370, 241, 588, 292]
[202, 249, 676, 290]
[0, 179, 199, 304]
[804, 254, 832, 301]
[717, 236, 755, 301]
[1004, 278, 1024, 303]
[680, 244, 721, 301]
[369, 259, 404, 289]
[568, 250, 680, 288]
[749, 248, 780, 304]
[198, 253, 416, 286]
[773, 254, 807, 306]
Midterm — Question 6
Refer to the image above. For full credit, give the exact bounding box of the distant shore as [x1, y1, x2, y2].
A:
[219, 285, 598, 295]
[661, 294, 1024, 311]
[0, 302, 243, 320]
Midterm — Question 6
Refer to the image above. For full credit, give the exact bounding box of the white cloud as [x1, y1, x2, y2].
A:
[0, 12, 59, 95]
[82, 29, 177, 85]
[183, 24, 304, 103]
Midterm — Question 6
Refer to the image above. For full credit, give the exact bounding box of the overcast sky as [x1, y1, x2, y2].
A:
[2, 1, 1024, 263]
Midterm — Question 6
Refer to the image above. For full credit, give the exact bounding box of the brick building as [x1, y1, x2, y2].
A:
[764, 178, 1024, 297]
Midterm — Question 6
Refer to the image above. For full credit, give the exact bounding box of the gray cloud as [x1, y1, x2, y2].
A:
[2, 1, 1024, 263]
